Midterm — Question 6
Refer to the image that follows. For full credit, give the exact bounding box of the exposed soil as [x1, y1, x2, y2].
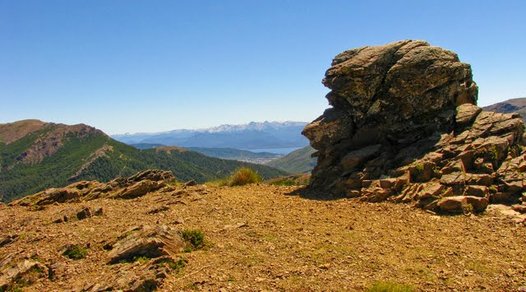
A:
[1, 184, 526, 291]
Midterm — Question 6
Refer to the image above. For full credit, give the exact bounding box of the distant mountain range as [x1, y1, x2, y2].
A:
[483, 97, 526, 121]
[112, 121, 309, 150]
[0, 120, 287, 202]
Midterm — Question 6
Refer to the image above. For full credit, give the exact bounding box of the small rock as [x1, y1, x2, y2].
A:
[94, 207, 104, 216]
[147, 206, 170, 214]
[184, 180, 197, 187]
[76, 207, 92, 220]
[512, 204, 526, 214]
[0, 235, 18, 248]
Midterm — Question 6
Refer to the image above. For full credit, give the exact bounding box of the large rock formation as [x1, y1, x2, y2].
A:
[304, 40, 526, 214]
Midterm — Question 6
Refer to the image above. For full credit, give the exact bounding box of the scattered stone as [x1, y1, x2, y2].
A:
[53, 215, 69, 224]
[222, 222, 249, 231]
[76, 207, 92, 220]
[147, 206, 170, 214]
[184, 180, 197, 187]
[0, 235, 18, 248]
[94, 207, 104, 216]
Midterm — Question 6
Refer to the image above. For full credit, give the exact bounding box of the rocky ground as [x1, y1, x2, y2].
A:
[1, 179, 526, 291]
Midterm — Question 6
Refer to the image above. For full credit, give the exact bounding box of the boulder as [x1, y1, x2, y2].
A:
[303, 40, 525, 214]
[437, 196, 488, 214]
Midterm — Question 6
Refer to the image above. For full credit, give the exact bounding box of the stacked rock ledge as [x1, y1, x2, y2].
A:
[303, 40, 526, 214]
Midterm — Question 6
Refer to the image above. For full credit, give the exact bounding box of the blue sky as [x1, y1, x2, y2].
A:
[1, 0, 525, 134]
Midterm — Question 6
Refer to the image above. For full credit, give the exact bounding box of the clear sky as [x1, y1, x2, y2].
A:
[1, 0, 525, 134]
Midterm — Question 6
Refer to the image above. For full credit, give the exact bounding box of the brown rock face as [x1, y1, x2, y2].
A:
[304, 40, 526, 213]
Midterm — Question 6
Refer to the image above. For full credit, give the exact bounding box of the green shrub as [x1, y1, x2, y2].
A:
[180, 229, 205, 251]
[228, 167, 262, 186]
[62, 244, 88, 260]
[157, 257, 187, 272]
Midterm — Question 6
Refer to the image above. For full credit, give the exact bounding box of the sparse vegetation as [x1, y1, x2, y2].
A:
[180, 229, 205, 251]
[156, 257, 187, 272]
[134, 256, 150, 264]
[62, 244, 88, 260]
[461, 202, 474, 215]
[226, 167, 262, 186]
[410, 162, 425, 181]
[367, 281, 415, 292]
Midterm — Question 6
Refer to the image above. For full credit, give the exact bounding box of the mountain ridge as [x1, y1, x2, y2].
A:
[483, 97, 526, 120]
[0, 120, 287, 202]
[112, 121, 309, 150]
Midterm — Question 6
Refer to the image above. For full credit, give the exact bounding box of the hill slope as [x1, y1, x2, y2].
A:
[266, 145, 316, 173]
[129, 144, 282, 164]
[0, 120, 286, 202]
[1, 180, 525, 291]
[113, 121, 309, 150]
[483, 97, 526, 120]
[186, 147, 280, 163]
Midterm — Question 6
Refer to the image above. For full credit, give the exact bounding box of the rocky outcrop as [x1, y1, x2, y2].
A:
[106, 225, 184, 264]
[12, 169, 176, 206]
[83, 256, 186, 292]
[0, 259, 49, 291]
[304, 40, 526, 214]
[82, 225, 187, 291]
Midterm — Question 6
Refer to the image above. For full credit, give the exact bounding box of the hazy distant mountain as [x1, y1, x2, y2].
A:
[0, 120, 287, 202]
[266, 145, 317, 174]
[483, 98, 526, 121]
[112, 121, 309, 150]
